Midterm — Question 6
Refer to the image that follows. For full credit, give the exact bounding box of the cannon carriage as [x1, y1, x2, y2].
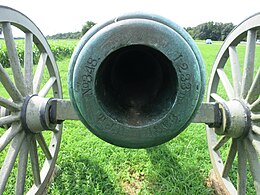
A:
[0, 6, 259, 194]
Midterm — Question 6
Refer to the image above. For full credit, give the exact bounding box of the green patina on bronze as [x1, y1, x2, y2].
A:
[68, 13, 205, 148]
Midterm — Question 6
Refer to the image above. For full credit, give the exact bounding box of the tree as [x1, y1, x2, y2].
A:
[46, 32, 81, 39]
[81, 21, 96, 36]
[221, 23, 235, 40]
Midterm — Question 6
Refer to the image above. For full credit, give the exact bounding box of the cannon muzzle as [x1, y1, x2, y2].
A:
[68, 13, 205, 148]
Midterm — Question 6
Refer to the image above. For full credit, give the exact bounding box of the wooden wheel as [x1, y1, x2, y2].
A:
[0, 6, 62, 194]
[207, 13, 260, 194]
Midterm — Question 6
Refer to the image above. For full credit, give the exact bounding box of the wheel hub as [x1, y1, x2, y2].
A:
[21, 95, 56, 133]
[215, 99, 251, 138]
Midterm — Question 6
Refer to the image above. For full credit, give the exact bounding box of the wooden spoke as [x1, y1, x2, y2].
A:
[251, 114, 260, 121]
[244, 139, 260, 193]
[33, 53, 48, 94]
[29, 135, 41, 186]
[237, 139, 247, 195]
[229, 46, 242, 97]
[222, 139, 238, 178]
[0, 97, 20, 111]
[217, 68, 234, 99]
[2, 22, 26, 96]
[252, 125, 260, 135]
[35, 133, 52, 160]
[0, 115, 20, 127]
[246, 68, 260, 104]
[0, 131, 25, 194]
[248, 132, 260, 156]
[241, 30, 256, 99]
[0, 63, 23, 102]
[250, 98, 260, 111]
[24, 33, 34, 94]
[15, 136, 29, 195]
[52, 127, 59, 133]
[210, 93, 226, 102]
[0, 123, 22, 152]
[213, 135, 231, 151]
[38, 77, 56, 97]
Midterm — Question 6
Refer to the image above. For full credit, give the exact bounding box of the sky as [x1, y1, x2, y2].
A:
[0, 0, 260, 36]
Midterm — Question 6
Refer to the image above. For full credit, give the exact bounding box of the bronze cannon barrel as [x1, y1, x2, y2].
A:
[68, 13, 205, 148]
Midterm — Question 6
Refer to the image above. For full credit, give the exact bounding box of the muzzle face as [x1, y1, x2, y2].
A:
[96, 44, 178, 127]
[68, 13, 205, 148]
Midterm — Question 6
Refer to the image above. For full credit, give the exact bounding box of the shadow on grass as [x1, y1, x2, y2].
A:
[50, 158, 122, 194]
[146, 145, 212, 194]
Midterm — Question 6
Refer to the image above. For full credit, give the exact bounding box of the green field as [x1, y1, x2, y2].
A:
[0, 40, 258, 194]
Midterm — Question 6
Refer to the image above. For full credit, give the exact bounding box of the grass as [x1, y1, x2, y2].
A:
[0, 40, 258, 194]
[0, 39, 78, 68]
[50, 122, 212, 194]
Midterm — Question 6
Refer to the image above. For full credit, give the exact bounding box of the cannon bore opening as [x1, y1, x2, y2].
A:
[96, 45, 177, 126]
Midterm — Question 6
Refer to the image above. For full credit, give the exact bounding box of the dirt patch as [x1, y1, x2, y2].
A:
[122, 169, 145, 195]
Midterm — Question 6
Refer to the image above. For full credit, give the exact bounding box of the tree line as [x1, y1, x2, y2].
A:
[46, 21, 96, 39]
[0, 21, 236, 41]
[45, 21, 236, 41]
[185, 22, 235, 41]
